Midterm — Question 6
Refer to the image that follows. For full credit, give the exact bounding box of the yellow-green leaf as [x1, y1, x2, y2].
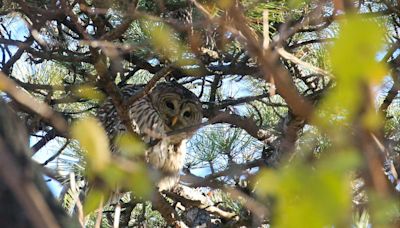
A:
[73, 85, 105, 102]
[114, 133, 146, 158]
[127, 162, 153, 200]
[143, 20, 198, 68]
[83, 189, 106, 215]
[71, 117, 110, 173]
[330, 14, 387, 82]
[314, 14, 388, 133]
[255, 150, 360, 228]
[217, 0, 234, 9]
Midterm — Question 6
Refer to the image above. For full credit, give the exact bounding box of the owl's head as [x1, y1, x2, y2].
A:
[150, 82, 202, 140]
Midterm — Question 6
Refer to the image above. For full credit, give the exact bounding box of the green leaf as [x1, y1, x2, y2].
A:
[114, 133, 146, 158]
[255, 150, 360, 228]
[217, 0, 234, 9]
[142, 20, 198, 67]
[369, 193, 400, 227]
[71, 117, 111, 173]
[84, 189, 106, 215]
[73, 85, 106, 102]
[315, 14, 388, 132]
[287, 0, 310, 9]
[330, 15, 387, 82]
[127, 163, 153, 200]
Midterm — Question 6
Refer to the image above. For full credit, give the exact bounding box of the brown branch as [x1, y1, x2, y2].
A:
[99, 1, 139, 41]
[381, 39, 400, 63]
[15, 80, 89, 93]
[208, 74, 222, 107]
[60, 0, 91, 40]
[41, 140, 69, 166]
[288, 38, 335, 49]
[164, 187, 237, 221]
[0, 38, 28, 46]
[31, 128, 57, 154]
[191, 2, 313, 120]
[203, 109, 272, 140]
[208, 93, 269, 110]
[125, 66, 173, 106]
[1, 36, 34, 74]
[181, 171, 269, 223]
[379, 73, 400, 116]
[152, 192, 188, 227]
[0, 71, 69, 137]
[357, 127, 392, 197]
[276, 47, 332, 77]
[0, 100, 72, 228]
[201, 159, 265, 183]
[26, 48, 91, 63]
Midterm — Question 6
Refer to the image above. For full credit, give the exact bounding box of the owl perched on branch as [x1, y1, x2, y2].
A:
[97, 82, 202, 191]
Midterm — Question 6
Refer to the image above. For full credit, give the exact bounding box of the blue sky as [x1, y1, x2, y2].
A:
[30, 134, 66, 197]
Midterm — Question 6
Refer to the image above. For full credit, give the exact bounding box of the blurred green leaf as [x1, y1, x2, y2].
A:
[217, 0, 234, 9]
[142, 20, 198, 67]
[287, 0, 311, 9]
[331, 15, 387, 82]
[256, 150, 360, 227]
[369, 193, 400, 227]
[127, 163, 153, 200]
[71, 117, 111, 173]
[73, 85, 106, 102]
[100, 164, 127, 188]
[114, 133, 146, 158]
[84, 189, 107, 215]
[99, 162, 152, 200]
[315, 14, 387, 133]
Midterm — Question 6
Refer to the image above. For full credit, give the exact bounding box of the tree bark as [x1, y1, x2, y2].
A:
[0, 99, 79, 228]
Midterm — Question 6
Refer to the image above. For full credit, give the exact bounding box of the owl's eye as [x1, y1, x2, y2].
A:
[165, 100, 175, 110]
[183, 111, 191, 118]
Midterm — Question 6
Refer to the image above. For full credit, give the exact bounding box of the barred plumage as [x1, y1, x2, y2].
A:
[97, 82, 202, 191]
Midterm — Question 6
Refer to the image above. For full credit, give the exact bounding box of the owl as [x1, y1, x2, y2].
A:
[97, 82, 202, 191]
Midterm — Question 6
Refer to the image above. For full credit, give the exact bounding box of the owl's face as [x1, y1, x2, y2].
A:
[150, 83, 202, 140]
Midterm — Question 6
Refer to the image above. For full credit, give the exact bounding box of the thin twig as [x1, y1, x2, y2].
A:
[113, 202, 121, 228]
[276, 47, 332, 77]
[31, 129, 57, 154]
[70, 172, 85, 227]
[41, 140, 69, 166]
[125, 66, 173, 106]
[94, 197, 104, 228]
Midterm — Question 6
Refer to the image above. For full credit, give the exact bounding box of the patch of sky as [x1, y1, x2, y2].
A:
[0, 16, 29, 62]
[31, 134, 79, 170]
[187, 123, 263, 178]
[44, 175, 64, 197]
[30, 132, 76, 197]
[148, 58, 160, 66]
[2, 16, 29, 41]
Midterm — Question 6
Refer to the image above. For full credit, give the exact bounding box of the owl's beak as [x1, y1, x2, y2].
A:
[171, 116, 179, 127]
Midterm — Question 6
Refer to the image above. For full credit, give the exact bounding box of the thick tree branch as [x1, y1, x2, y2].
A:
[0, 99, 79, 228]
[204, 109, 272, 140]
